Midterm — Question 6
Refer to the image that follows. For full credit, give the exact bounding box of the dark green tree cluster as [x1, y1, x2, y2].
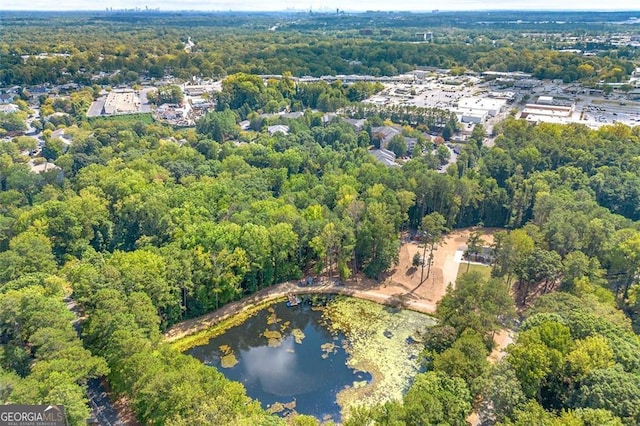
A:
[486, 292, 640, 426]
[210, 73, 384, 119]
[0, 275, 108, 426]
[146, 85, 184, 105]
[0, 112, 28, 135]
[80, 287, 280, 425]
[346, 371, 472, 426]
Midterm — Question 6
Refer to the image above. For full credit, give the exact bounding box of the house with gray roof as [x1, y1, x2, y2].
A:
[344, 118, 366, 132]
[371, 125, 402, 148]
[0, 94, 15, 104]
[268, 124, 290, 136]
[369, 148, 400, 167]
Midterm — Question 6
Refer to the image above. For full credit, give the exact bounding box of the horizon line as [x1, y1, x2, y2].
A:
[1, 8, 640, 13]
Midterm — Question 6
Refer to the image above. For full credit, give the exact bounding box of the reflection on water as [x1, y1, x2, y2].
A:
[242, 337, 318, 396]
[186, 300, 370, 422]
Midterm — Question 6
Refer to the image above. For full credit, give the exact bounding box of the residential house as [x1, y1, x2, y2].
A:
[29, 85, 49, 95]
[29, 160, 61, 174]
[0, 104, 19, 114]
[57, 83, 79, 94]
[322, 113, 339, 125]
[0, 94, 14, 104]
[268, 125, 290, 136]
[404, 137, 418, 153]
[369, 148, 400, 167]
[371, 125, 402, 148]
[281, 111, 304, 119]
[344, 118, 366, 132]
[50, 129, 73, 152]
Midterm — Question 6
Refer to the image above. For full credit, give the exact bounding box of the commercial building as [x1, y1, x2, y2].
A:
[519, 103, 575, 124]
[103, 90, 140, 115]
[455, 96, 507, 123]
[537, 95, 554, 105]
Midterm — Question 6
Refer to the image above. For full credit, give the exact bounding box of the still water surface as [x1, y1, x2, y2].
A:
[186, 299, 371, 422]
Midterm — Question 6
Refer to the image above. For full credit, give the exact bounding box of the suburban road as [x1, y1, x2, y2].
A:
[87, 378, 126, 426]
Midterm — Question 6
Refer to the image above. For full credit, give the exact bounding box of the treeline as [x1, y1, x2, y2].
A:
[1, 14, 636, 85]
[490, 119, 640, 222]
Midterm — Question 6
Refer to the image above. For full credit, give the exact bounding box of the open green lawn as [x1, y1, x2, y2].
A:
[88, 113, 154, 125]
[457, 262, 493, 281]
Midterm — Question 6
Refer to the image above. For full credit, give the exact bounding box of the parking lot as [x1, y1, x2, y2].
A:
[367, 80, 485, 110]
[578, 98, 640, 127]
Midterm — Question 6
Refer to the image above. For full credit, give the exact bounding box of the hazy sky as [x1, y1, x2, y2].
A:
[1, 0, 638, 11]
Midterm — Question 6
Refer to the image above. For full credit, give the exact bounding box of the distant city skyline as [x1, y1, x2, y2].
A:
[1, 0, 639, 11]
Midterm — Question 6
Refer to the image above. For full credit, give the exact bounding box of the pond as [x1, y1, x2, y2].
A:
[185, 296, 435, 422]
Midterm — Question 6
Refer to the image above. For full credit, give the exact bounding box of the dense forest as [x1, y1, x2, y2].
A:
[0, 11, 638, 86]
[2, 10, 640, 426]
[2, 83, 640, 423]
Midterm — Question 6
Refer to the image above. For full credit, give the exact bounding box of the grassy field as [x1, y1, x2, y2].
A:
[457, 262, 493, 281]
[88, 113, 154, 125]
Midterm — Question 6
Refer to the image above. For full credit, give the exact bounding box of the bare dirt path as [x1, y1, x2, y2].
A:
[387, 228, 497, 302]
[164, 228, 499, 343]
[164, 279, 437, 342]
[489, 329, 514, 364]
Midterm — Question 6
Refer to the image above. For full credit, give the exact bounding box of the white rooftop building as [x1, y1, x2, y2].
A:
[0, 104, 19, 114]
[537, 95, 554, 104]
[103, 90, 140, 115]
[268, 125, 290, 136]
[519, 103, 575, 124]
[456, 97, 507, 117]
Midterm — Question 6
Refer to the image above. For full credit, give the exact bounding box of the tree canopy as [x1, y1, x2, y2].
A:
[2, 10, 640, 424]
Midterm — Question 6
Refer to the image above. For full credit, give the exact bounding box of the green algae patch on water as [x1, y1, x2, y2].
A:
[263, 329, 283, 347]
[320, 342, 337, 359]
[170, 296, 287, 352]
[323, 296, 436, 416]
[219, 344, 239, 368]
[267, 306, 281, 325]
[267, 400, 296, 415]
[292, 328, 305, 344]
[220, 353, 238, 368]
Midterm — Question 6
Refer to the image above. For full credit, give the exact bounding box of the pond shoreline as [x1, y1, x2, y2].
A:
[183, 294, 432, 422]
[164, 279, 438, 343]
